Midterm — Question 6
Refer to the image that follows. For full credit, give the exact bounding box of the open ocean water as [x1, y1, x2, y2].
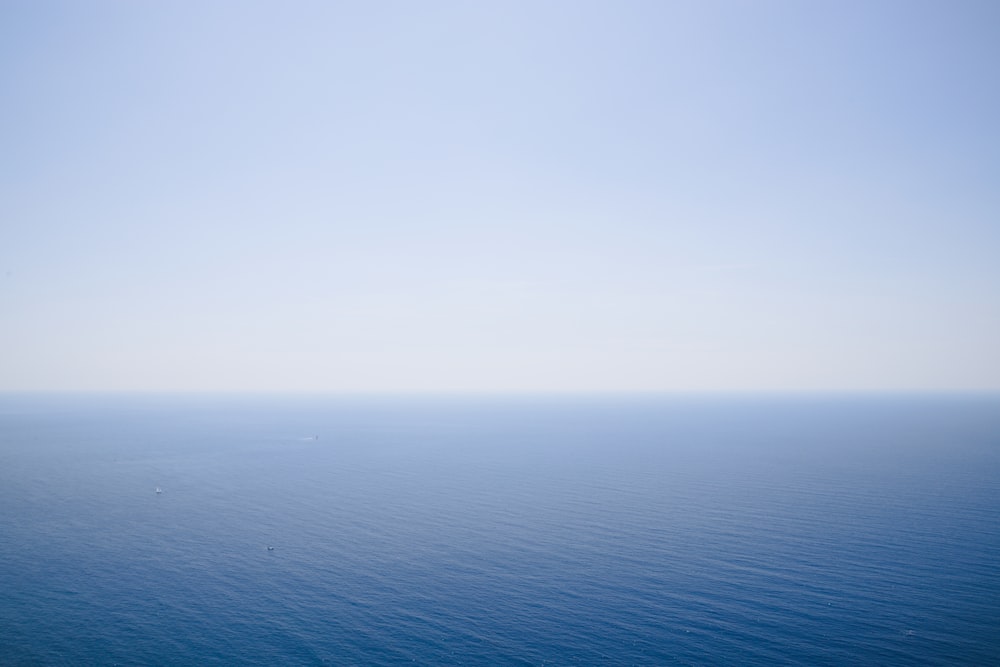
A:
[0, 393, 998, 665]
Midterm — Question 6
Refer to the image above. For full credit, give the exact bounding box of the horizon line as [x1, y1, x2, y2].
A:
[1, 388, 998, 397]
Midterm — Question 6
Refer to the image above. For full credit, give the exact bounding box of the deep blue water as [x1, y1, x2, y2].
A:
[1, 393, 998, 665]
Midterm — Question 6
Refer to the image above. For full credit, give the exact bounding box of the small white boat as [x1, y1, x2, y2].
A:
[155, 487, 162, 494]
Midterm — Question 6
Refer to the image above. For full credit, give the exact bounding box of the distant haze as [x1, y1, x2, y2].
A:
[2, 1, 998, 392]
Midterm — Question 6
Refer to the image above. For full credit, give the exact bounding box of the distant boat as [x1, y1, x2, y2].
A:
[267, 546, 275, 551]
[155, 487, 162, 494]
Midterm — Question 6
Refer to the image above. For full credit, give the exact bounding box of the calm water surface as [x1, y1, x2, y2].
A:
[1, 394, 998, 665]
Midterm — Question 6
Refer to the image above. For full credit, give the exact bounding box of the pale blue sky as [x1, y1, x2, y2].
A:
[2, 0, 998, 392]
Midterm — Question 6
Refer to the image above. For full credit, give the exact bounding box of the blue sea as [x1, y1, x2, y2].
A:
[1, 393, 998, 665]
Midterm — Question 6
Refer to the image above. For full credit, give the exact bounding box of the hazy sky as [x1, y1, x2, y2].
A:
[2, 1, 998, 392]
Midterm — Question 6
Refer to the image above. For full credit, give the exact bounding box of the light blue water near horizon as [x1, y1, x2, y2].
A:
[1, 393, 998, 665]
